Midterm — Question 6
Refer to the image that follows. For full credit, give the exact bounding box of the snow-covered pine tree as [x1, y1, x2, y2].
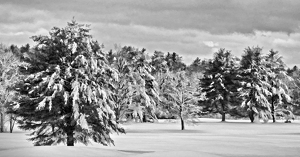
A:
[239, 47, 272, 122]
[109, 55, 133, 123]
[150, 51, 168, 75]
[10, 20, 124, 146]
[165, 52, 186, 72]
[199, 49, 239, 122]
[265, 50, 294, 122]
[0, 45, 27, 133]
[187, 57, 206, 75]
[287, 66, 300, 116]
[162, 71, 202, 130]
[109, 46, 159, 123]
[154, 69, 177, 119]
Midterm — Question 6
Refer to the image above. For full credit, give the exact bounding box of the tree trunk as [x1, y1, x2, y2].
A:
[0, 112, 4, 132]
[180, 105, 184, 130]
[115, 109, 120, 123]
[67, 131, 74, 146]
[271, 109, 276, 123]
[271, 99, 276, 123]
[221, 112, 226, 122]
[9, 114, 15, 133]
[51, 124, 55, 133]
[66, 114, 75, 146]
[221, 103, 226, 122]
[249, 110, 255, 123]
[271, 82, 276, 123]
[180, 117, 185, 130]
[142, 112, 147, 122]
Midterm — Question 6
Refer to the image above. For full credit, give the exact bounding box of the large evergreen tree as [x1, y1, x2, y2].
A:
[265, 50, 294, 122]
[9, 20, 124, 146]
[109, 46, 159, 123]
[200, 49, 238, 122]
[239, 47, 272, 122]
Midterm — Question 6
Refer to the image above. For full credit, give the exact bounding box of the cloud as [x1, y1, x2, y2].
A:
[273, 38, 299, 48]
[203, 41, 219, 48]
[88, 22, 300, 66]
[0, 0, 300, 68]
[1, 0, 300, 34]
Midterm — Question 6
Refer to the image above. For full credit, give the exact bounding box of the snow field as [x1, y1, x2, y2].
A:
[1, 119, 300, 157]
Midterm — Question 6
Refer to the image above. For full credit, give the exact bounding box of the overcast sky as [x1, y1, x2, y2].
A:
[1, 0, 300, 67]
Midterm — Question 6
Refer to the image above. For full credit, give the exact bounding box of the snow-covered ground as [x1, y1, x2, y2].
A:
[1, 118, 300, 157]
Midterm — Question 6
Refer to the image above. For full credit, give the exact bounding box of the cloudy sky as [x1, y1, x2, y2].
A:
[1, 0, 300, 67]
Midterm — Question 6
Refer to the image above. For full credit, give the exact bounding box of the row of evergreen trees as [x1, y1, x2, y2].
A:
[0, 21, 299, 146]
[150, 47, 299, 128]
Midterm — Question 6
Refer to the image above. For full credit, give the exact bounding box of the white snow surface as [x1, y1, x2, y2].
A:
[1, 118, 300, 157]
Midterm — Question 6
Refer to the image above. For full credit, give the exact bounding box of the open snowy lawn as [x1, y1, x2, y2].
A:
[1, 119, 300, 157]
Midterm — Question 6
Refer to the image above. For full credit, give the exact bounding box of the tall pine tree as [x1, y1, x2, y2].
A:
[10, 20, 124, 146]
[200, 49, 238, 122]
[239, 47, 272, 122]
[265, 50, 294, 122]
[109, 46, 159, 122]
